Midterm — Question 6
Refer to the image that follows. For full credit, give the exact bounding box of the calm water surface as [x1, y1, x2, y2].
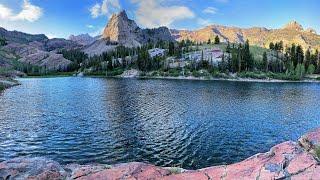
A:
[0, 77, 320, 169]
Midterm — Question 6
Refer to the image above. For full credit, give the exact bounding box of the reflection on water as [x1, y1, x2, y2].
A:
[0, 77, 320, 169]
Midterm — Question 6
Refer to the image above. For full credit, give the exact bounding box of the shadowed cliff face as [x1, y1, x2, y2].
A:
[1, 128, 320, 179]
[173, 21, 320, 50]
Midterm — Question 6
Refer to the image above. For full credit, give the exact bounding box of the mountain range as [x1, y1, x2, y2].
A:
[0, 10, 320, 71]
[85, 11, 320, 54]
[171, 21, 320, 50]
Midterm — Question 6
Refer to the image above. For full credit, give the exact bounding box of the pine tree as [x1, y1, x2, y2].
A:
[269, 42, 275, 50]
[207, 39, 211, 45]
[169, 42, 175, 56]
[291, 44, 297, 67]
[262, 52, 268, 72]
[305, 49, 311, 69]
[237, 44, 242, 72]
[316, 49, 320, 73]
[296, 45, 304, 65]
[214, 35, 220, 44]
[243, 40, 253, 71]
[278, 41, 284, 52]
[226, 42, 231, 53]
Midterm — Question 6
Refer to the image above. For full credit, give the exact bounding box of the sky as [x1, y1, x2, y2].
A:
[0, 0, 319, 39]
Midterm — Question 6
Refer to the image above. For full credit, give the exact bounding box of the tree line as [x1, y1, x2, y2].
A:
[14, 37, 319, 80]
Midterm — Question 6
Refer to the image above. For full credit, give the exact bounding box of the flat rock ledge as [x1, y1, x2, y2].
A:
[1, 128, 320, 180]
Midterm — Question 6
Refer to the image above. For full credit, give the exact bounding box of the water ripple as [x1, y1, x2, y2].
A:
[0, 77, 320, 169]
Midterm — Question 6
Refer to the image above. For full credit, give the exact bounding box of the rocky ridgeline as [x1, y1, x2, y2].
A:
[0, 27, 80, 70]
[173, 21, 320, 51]
[1, 128, 320, 179]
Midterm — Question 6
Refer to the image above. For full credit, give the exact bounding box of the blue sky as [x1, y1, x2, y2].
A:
[0, 0, 319, 39]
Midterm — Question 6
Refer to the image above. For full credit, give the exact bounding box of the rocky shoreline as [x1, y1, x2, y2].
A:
[1, 128, 320, 179]
[117, 69, 320, 83]
[0, 78, 19, 92]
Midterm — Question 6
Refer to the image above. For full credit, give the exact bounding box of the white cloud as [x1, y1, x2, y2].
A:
[203, 7, 218, 14]
[90, 0, 121, 18]
[131, 0, 195, 28]
[90, 4, 101, 18]
[0, 0, 42, 22]
[0, 4, 13, 19]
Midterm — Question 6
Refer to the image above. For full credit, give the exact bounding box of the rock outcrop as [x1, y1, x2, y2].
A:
[102, 10, 142, 47]
[0, 27, 82, 70]
[173, 21, 320, 50]
[102, 10, 174, 47]
[1, 128, 320, 179]
[2, 42, 71, 70]
[84, 11, 174, 56]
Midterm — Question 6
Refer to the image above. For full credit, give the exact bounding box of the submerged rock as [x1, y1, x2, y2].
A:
[1, 128, 320, 179]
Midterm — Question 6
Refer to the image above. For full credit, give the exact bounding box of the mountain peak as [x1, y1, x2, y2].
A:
[109, 10, 128, 22]
[100, 11, 174, 48]
[102, 10, 141, 47]
[118, 10, 128, 18]
[283, 21, 303, 31]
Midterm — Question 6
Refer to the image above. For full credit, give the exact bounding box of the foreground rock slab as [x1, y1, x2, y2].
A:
[1, 128, 320, 180]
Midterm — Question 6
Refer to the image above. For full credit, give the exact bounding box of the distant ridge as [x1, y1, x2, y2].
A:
[172, 21, 320, 50]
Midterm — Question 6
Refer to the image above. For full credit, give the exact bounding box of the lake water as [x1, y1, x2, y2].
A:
[0, 77, 320, 169]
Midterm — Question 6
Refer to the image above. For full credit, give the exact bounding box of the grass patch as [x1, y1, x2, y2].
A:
[266, 72, 301, 81]
[238, 72, 268, 79]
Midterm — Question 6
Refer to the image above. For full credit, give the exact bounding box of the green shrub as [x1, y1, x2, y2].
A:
[106, 68, 124, 76]
[315, 146, 320, 159]
[0, 38, 7, 46]
[168, 69, 181, 77]
[307, 64, 316, 75]
[151, 71, 159, 76]
[192, 70, 201, 77]
[266, 72, 301, 81]
[212, 72, 229, 79]
[184, 70, 191, 77]
[0, 84, 4, 92]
